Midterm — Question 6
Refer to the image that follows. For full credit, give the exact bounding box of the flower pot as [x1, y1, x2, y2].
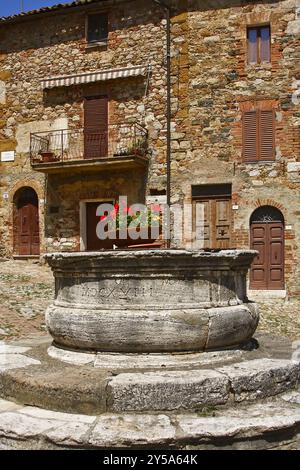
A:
[105, 226, 162, 248]
[40, 152, 57, 162]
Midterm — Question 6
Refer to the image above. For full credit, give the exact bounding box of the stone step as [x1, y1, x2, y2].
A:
[1, 340, 299, 414]
[0, 395, 300, 449]
[107, 358, 300, 411]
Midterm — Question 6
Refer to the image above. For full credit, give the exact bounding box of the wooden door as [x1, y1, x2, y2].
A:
[86, 201, 113, 251]
[250, 222, 284, 289]
[17, 192, 40, 256]
[84, 96, 108, 159]
[193, 198, 232, 249]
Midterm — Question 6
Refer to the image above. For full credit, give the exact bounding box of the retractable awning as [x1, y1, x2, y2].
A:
[41, 65, 149, 90]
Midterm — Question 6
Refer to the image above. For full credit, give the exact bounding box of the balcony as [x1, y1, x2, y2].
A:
[30, 124, 148, 173]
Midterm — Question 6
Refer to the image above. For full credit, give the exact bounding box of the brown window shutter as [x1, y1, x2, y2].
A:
[84, 96, 108, 158]
[243, 111, 258, 162]
[259, 110, 275, 161]
[84, 96, 108, 133]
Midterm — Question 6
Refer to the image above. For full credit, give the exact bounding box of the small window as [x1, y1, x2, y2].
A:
[247, 25, 271, 64]
[87, 13, 108, 44]
[242, 108, 275, 162]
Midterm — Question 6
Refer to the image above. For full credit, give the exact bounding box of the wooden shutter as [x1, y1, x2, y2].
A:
[84, 96, 108, 159]
[243, 111, 258, 162]
[259, 110, 275, 161]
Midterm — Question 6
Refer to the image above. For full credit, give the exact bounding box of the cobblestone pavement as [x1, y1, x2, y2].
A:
[0, 259, 299, 342]
[0, 260, 53, 340]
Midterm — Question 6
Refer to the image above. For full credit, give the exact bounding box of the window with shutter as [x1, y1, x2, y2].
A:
[242, 108, 275, 162]
[260, 110, 275, 161]
[243, 111, 258, 162]
[84, 96, 108, 159]
[87, 13, 108, 44]
[247, 25, 271, 64]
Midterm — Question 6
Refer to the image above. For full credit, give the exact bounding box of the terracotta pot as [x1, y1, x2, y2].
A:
[40, 152, 57, 162]
[106, 226, 161, 248]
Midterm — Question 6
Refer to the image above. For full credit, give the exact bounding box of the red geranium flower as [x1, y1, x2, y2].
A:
[100, 215, 107, 221]
[114, 203, 120, 210]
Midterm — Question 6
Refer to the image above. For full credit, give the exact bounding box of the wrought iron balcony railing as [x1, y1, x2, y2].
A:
[30, 124, 148, 166]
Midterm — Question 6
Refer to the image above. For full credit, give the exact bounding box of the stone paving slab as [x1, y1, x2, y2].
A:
[0, 412, 67, 440]
[0, 353, 40, 371]
[17, 407, 97, 424]
[0, 344, 31, 354]
[0, 399, 22, 413]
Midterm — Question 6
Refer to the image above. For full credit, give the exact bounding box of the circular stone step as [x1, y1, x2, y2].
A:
[47, 344, 249, 369]
[0, 395, 300, 449]
[0, 335, 299, 416]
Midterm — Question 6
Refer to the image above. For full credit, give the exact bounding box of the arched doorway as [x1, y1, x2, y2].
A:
[250, 206, 284, 290]
[13, 187, 40, 256]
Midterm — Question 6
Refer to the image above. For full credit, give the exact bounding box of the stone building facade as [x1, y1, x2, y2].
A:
[0, 0, 299, 296]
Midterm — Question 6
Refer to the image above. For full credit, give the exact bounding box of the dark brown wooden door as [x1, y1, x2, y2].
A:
[250, 222, 284, 289]
[193, 198, 232, 249]
[86, 201, 113, 251]
[17, 193, 40, 256]
[84, 96, 108, 159]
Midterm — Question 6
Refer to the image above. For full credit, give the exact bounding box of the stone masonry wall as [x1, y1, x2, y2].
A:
[0, 0, 299, 296]
[169, 0, 300, 296]
[0, 0, 168, 255]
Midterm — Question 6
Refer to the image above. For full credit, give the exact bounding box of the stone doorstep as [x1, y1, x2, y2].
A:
[0, 396, 300, 449]
[248, 289, 287, 300]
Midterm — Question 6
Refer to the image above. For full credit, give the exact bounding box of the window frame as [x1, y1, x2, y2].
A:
[85, 12, 109, 47]
[247, 24, 271, 65]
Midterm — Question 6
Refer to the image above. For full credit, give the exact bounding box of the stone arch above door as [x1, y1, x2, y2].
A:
[250, 205, 285, 225]
[250, 205, 285, 290]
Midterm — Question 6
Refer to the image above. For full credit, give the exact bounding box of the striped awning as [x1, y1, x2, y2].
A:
[41, 65, 149, 90]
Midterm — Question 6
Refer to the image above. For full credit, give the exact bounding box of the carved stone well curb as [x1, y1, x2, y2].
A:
[45, 249, 259, 353]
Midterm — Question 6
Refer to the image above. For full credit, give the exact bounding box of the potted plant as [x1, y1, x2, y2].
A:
[100, 203, 162, 248]
[39, 151, 57, 162]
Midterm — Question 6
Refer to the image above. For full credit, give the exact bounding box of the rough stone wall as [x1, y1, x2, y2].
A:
[0, 0, 167, 256]
[0, 0, 299, 296]
[169, 0, 300, 296]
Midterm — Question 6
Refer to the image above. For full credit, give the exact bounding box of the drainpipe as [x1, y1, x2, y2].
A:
[153, 0, 172, 247]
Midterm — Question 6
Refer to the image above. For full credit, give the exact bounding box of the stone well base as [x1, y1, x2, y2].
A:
[0, 334, 300, 449]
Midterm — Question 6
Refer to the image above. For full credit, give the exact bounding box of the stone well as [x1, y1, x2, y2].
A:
[45, 249, 259, 353]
